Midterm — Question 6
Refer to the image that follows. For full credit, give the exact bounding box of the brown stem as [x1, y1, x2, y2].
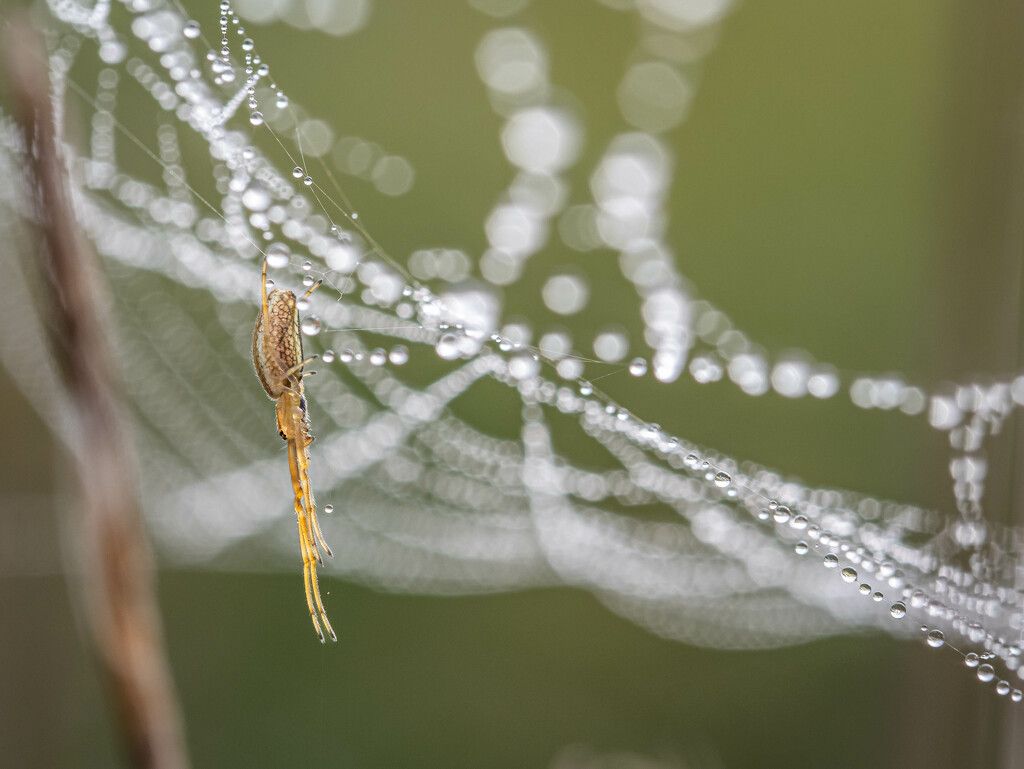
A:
[4, 14, 190, 769]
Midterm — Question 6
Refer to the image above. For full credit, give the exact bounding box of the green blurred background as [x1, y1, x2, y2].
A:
[4, 0, 1024, 766]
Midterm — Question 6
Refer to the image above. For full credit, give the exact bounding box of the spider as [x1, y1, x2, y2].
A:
[252, 256, 336, 642]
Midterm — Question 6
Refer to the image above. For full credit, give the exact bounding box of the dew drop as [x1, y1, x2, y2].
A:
[265, 243, 290, 269]
[322, 350, 335, 363]
[436, 333, 460, 360]
[300, 315, 321, 336]
[841, 567, 858, 583]
[713, 471, 731, 488]
[889, 601, 907, 619]
[1012, 690, 1022, 703]
[303, 175, 313, 187]
[965, 653, 980, 668]
[859, 584, 871, 595]
[370, 348, 387, 366]
[292, 166, 304, 179]
[872, 591, 884, 602]
[927, 630, 945, 648]
[276, 92, 289, 109]
[628, 357, 648, 377]
[183, 20, 201, 39]
[339, 349, 354, 363]
[389, 345, 409, 365]
[296, 297, 310, 312]
[791, 514, 808, 530]
[351, 212, 359, 220]
[324, 504, 334, 514]
[997, 680, 1011, 696]
[241, 37, 254, 51]
[757, 509, 770, 521]
[302, 275, 315, 287]
[978, 664, 995, 683]
[767, 499, 779, 511]
[773, 505, 791, 524]
[302, 260, 313, 271]
[794, 541, 808, 555]
[249, 110, 264, 126]
[684, 454, 699, 468]
[823, 553, 839, 569]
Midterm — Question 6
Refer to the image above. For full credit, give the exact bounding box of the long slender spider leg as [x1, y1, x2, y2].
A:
[287, 431, 328, 642]
[288, 423, 337, 641]
[300, 279, 322, 300]
[283, 355, 318, 380]
[260, 255, 270, 322]
[294, 438, 333, 559]
[309, 503, 333, 559]
[295, 495, 325, 643]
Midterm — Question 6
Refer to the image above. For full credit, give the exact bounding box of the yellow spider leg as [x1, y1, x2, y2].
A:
[260, 255, 270, 324]
[288, 424, 336, 642]
[294, 439, 334, 558]
[283, 355, 318, 380]
[287, 432, 329, 642]
[300, 279, 322, 300]
[309, 501, 333, 559]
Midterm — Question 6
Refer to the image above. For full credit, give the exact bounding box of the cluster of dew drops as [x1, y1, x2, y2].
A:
[192, 3, 1023, 704]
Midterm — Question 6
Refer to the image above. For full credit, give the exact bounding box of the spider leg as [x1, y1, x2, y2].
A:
[287, 432, 336, 642]
[294, 438, 334, 559]
[283, 354, 318, 380]
[300, 279, 323, 300]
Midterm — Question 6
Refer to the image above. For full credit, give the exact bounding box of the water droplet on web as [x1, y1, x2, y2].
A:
[823, 553, 839, 568]
[767, 500, 778, 510]
[241, 37, 254, 51]
[296, 297, 310, 311]
[436, 334, 460, 360]
[889, 601, 907, 619]
[249, 111, 264, 126]
[927, 630, 945, 648]
[303, 175, 313, 186]
[351, 212, 359, 220]
[872, 591, 884, 602]
[265, 243, 290, 269]
[292, 166, 304, 178]
[713, 471, 731, 488]
[683, 454, 699, 468]
[276, 92, 289, 109]
[859, 584, 871, 595]
[965, 653, 980, 668]
[794, 541, 808, 555]
[1012, 690, 1022, 703]
[389, 345, 409, 365]
[370, 348, 387, 366]
[324, 504, 334, 514]
[773, 505, 791, 523]
[184, 20, 201, 39]
[322, 350, 335, 363]
[790, 514, 808, 530]
[339, 349, 354, 363]
[302, 260, 313, 271]
[758, 509, 770, 521]
[628, 357, 647, 377]
[300, 315, 321, 336]
[841, 567, 858, 583]
[579, 381, 592, 396]
[997, 680, 1011, 696]
[302, 275, 315, 287]
[977, 664, 995, 683]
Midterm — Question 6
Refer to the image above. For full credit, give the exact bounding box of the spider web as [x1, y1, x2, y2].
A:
[1, 0, 1023, 697]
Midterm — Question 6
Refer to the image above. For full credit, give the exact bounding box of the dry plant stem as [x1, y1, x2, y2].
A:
[4, 15, 190, 769]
